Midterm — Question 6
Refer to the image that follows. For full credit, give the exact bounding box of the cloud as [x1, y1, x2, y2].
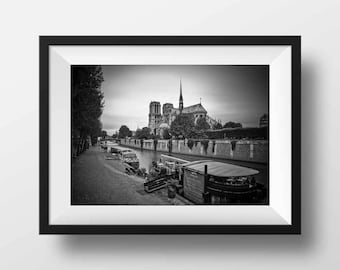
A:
[102, 113, 146, 131]
[100, 65, 269, 132]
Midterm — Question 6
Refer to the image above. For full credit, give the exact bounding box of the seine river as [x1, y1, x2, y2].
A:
[126, 147, 268, 188]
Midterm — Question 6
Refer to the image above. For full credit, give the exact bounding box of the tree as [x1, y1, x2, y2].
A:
[223, 121, 243, 128]
[213, 122, 223, 130]
[72, 66, 104, 156]
[196, 117, 210, 131]
[187, 139, 195, 150]
[118, 125, 132, 138]
[170, 114, 196, 139]
[150, 134, 161, 140]
[136, 127, 151, 139]
[162, 128, 172, 140]
[101, 130, 107, 138]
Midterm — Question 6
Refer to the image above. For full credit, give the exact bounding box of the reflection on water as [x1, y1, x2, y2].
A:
[133, 149, 163, 173]
[128, 147, 268, 188]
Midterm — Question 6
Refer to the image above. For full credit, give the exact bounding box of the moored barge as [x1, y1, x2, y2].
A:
[111, 146, 140, 170]
[181, 160, 265, 204]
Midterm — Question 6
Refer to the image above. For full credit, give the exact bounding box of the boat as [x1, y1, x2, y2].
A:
[143, 155, 188, 194]
[120, 151, 139, 170]
[143, 174, 173, 193]
[158, 154, 189, 175]
[101, 140, 118, 152]
[108, 145, 140, 169]
[180, 160, 265, 204]
[111, 145, 133, 154]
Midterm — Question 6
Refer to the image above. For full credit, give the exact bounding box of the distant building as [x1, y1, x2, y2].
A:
[259, 114, 269, 128]
[148, 101, 162, 134]
[148, 79, 217, 136]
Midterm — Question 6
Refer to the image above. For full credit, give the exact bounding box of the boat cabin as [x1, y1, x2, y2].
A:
[181, 160, 260, 204]
[111, 146, 133, 154]
[121, 151, 139, 169]
[158, 155, 189, 175]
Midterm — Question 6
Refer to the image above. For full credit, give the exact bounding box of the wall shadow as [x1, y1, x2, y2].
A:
[58, 59, 318, 255]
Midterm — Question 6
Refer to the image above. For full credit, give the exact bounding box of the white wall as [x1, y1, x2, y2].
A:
[0, 0, 339, 269]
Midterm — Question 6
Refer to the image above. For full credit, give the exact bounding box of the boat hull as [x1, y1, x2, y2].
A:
[125, 161, 139, 170]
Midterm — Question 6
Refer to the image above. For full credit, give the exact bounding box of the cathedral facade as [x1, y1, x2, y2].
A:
[148, 80, 217, 136]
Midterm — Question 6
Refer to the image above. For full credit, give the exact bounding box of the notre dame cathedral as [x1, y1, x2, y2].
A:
[148, 80, 218, 137]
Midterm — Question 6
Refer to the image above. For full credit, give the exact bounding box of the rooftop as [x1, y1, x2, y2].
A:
[182, 160, 259, 177]
[182, 103, 207, 114]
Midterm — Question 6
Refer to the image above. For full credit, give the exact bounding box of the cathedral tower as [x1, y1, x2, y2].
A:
[148, 101, 162, 135]
[179, 79, 184, 113]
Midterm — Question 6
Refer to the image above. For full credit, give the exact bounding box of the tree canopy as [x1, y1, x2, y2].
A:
[205, 126, 268, 140]
[135, 127, 151, 139]
[170, 114, 196, 139]
[170, 114, 215, 139]
[162, 128, 172, 140]
[223, 121, 243, 128]
[118, 125, 132, 138]
[196, 117, 210, 130]
[72, 66, 104, 139]
[212, 122, 223, 129]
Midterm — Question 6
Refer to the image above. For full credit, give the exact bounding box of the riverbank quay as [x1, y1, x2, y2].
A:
[120, 138, 268, 164]
[71, 147, 192, 205]
[122, 146, 268, 190]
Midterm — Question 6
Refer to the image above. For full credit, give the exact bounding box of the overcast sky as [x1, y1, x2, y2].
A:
[100, 65, 268, 135]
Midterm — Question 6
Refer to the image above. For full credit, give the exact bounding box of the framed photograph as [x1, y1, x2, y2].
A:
[40, 36, 300, 234]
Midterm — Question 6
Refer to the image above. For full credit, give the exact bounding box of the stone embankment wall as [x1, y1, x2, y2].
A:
[120, 138, 268, 164]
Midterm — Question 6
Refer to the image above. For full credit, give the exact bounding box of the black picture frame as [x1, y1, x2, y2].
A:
[40, 36, 301, 234]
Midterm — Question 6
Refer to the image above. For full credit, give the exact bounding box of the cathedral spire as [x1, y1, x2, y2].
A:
[179, 78, 183, 113]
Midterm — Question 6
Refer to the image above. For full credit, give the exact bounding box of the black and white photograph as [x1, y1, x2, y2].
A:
[40, 35, 300, 234]
[71, 65, 269, 205]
